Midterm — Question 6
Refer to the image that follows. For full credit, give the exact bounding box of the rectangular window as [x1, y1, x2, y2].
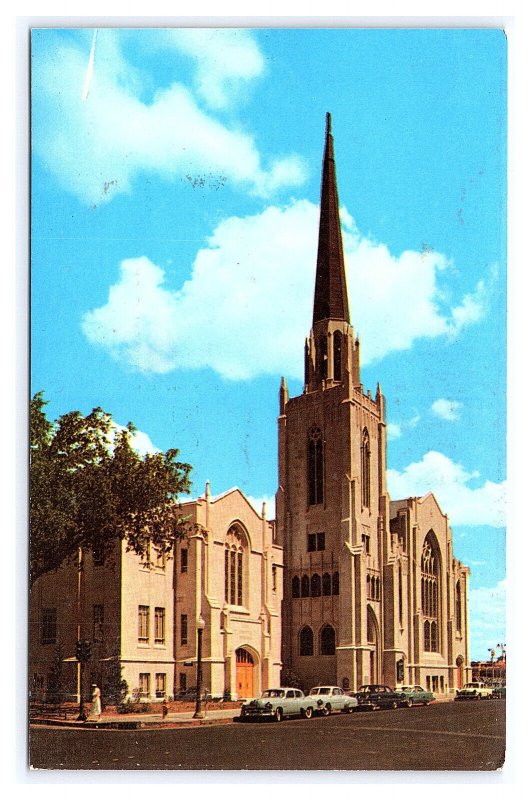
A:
[139, 673, 150, 698]
[426, 675, 431, 691]
[362, 533, 370, 554]
[138, 605, 149, 643]
[41, 608, 57, 645]
[272, 565, 277, 592]
[432, 676, 439, 693]
[179, 672, 187, 691]
[180, 548, 188, 573]
[316, 532, 325, 551]
[180, 614, 188, 645]
[155, 546, 165, 569]
[93, 604, 104, 642]
[308, 532, 325, 551]
[92, 545, 104, 566]
[154, 607, 165, 644]
[440, 675, 444, 693]
[155, 673, 166, 698]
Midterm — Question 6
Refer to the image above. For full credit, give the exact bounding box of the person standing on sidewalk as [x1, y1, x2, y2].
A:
[89, 684, 101, 721]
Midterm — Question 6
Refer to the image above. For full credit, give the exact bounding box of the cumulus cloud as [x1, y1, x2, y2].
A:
[468, 580, 506, 660]
[108, 420, 161, 456]
[32, 29, 305, 205]
[431, 398, 463, 422]
[245, 494, 277, 517]
[82, 200, 491, 380]
[387, 451, 506, 527]
[386, 413, 420, 441]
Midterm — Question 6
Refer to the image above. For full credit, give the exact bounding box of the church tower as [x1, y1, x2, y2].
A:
[277, 113, 389, 691]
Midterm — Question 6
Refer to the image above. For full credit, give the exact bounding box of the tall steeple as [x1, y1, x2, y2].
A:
[312, 112, 350, 324]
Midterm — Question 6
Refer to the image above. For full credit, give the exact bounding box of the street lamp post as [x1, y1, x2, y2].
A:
[193, 614, 206, 719]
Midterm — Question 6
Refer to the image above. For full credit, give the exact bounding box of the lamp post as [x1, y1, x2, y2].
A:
[193, 614, 206, 719]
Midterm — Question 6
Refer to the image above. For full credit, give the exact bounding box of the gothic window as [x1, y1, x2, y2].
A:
[376, 577, 380, 601]
[361, 428, 371, 508]
[333, 331, 342, 381]
[225, 525, 247, 606]
[292, 576, 300, 598]
[332, 571, 340, 595]
[322, 572, 331, 596]
[300, 626, 314, 656]
[320, 624, 336, 655]
[301, 574, 310, 598]
[456, 581, 462, 634]
[317, 335, 327, 382]
[308, 426, 324, 506]
[311, 573, 322, 597]
[398, 563, 403, 625]
[421, 535, 440, 652]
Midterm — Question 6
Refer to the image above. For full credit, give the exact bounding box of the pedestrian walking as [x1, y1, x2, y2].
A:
[162, 698, 169, 719]
[90, 683, 101, 721]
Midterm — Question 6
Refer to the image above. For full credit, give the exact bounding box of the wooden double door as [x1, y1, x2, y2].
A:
[235, 648, 254, 699]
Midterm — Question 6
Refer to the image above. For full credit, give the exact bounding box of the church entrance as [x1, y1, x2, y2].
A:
[235, 648, 254, 699]
[367, 606, 379, 683]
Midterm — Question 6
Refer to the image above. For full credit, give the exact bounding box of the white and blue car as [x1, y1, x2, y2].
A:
[240, 688, 315, 721]
[305, 686, 359, 715]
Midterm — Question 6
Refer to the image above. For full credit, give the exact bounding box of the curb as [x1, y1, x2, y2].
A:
[30, 716, 237, 731]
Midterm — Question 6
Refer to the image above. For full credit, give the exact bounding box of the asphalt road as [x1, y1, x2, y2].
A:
[29, 698, 505, 772]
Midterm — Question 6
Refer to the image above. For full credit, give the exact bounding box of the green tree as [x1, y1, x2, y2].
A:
[30, 392, 193, 586]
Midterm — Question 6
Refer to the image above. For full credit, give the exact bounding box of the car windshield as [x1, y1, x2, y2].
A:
[399, 686, 415, 692]
[309, 687, 331, 695]
[465, 683, 480, 689]
[261, 689, 284, 698]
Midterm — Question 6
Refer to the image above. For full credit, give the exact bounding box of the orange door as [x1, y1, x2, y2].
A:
[236, 648, 254, 699]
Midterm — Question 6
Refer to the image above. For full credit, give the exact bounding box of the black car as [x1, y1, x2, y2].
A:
[355, 684, 403, 710]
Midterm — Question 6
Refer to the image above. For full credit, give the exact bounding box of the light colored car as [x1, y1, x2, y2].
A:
[455, 682, 493, 701]
[395, 685, 434, 707]
[306, 685, 358, 715]
[240, 688, 314, 721]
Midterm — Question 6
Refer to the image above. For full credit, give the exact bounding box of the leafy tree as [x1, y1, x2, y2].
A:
[30, 392, 193, 586]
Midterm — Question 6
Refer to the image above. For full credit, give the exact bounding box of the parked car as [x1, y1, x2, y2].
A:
[492, 684, 506, 699]
[306, 686, 358, 715]
[394, 685, 434, 707]
[355, 684, 403, 710]
[239, 688, 314, 721]
[455, 682, 493, 701]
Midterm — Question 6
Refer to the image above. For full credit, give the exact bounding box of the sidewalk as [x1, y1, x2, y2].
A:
[31, 705, 240, 730]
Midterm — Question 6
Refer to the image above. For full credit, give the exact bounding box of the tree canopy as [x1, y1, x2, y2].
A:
[30, 392, 193, 586]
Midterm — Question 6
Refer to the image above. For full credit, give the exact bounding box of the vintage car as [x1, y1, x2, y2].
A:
[354, 684, 403, 711]
[239, 688, 314, 721]
[305, 686, 359, 715]
[394, 685, 434, 707]
[491, 684, 506, 699]
[455, 682, 493, 701]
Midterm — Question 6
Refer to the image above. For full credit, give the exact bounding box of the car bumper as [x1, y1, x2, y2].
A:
[240, 708, 275, 718]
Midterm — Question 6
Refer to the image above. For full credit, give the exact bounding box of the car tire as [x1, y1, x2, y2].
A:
[322, 704, 331, 717]
[303, 706, 313, 720]
[406, 699, 413, 708]
[390, 700, 398, 710]
[275, 707, 283, 722]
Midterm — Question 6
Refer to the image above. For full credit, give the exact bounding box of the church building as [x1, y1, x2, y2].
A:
[277, 114, 471, 693]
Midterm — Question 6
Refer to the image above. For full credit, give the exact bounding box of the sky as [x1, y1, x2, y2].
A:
[30, 26, 506, 662]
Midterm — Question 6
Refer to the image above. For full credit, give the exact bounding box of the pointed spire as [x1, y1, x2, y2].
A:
[312, 113, 350, 324]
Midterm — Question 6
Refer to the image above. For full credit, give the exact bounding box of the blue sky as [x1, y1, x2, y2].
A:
[31, 27, 506, 661]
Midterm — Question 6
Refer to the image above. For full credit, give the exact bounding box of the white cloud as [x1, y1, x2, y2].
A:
[431, 398, 463, 421]
[108, 420, 160, 456]
[387, 451, 506, 527]
[468, 580, 506, 661]
[32, 29, 306, 205]
[387, 413, 420, 440]
[82, 200, 492, 381]
[245, 494, 276, 517]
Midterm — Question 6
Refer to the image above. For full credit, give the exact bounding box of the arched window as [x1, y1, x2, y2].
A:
[300, 626, 314, 656]
[301, 574, 310, 598]
[332, 571, 340, 595]
[376, 577, 380, 601]
[320, 625, 336, 655]
[371, 576, 376, 600]
[311, 573, 321, 597]
[398, 563, 403, 625]
[317, 335, 327, 382]
[333, 331, 342, 381]
[367, 575, 371, 597]
[225, 525, 246, 606]
[292, 576, 300, 599]
[308, 426, 324, 505]
[421, 535, 440, 652]
[322, 572, 331, 596]
[456, 581, 462, 633]
[361, 428, 371, 508]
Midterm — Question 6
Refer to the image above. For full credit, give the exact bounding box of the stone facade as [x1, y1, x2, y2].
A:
[29, 487, 282, 703]
[277, 114, 471, 693]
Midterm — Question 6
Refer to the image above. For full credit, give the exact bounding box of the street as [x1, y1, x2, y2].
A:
[29, 698, 505, 772]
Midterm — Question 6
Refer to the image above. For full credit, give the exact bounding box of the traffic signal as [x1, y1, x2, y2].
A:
[75, 639, 93, 662]
[83, 640, 92, 661]
[76, 639, 83, 661]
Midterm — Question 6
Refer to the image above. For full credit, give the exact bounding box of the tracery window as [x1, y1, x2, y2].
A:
[225, 525, 246, 606]
[361, 428, 371, 508]
[398, 563, 403, 625]
[301, 574, 310, 598]
[300, 626, 314, 656]
[292, 575, 300, 598]
[308, 426, 324, 506]
[332, 571, 340, 595]
[322, 572, 331, 596]
[421, 535, 440, 652]
[311, 573, 322, 597]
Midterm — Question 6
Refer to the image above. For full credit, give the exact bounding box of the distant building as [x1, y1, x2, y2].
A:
[277, 114, 471, 693]
[29, 487, 283, 702]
